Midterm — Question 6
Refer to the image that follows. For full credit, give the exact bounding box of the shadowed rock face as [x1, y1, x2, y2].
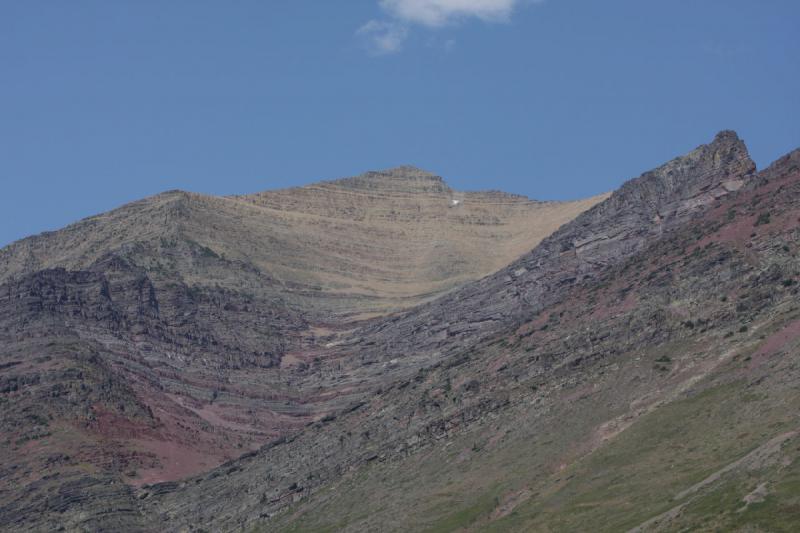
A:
[3, 133, 800, 532]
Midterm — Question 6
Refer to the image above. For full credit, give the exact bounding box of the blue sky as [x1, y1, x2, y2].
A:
[1, 1, 799, 247]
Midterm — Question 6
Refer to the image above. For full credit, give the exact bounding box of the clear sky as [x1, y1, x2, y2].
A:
[2, 1, 799, 247]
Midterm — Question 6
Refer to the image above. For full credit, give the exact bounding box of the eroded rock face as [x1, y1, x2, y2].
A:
[0, 257, 312, 531]
[1, 256, 303, 368]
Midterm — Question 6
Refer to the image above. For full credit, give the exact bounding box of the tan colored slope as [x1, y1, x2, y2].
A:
[0, 192, 185, 282]
[0, 166, 607, 319]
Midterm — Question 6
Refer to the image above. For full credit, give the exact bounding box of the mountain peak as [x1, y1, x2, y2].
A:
[329, 165, 450, 194]
[379, 164, 439, 178]
[712, 129, 741, 143]
[605, 130, 756, 220]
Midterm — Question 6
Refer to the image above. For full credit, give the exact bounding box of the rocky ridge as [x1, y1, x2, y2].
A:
[342, 131, 757, 367]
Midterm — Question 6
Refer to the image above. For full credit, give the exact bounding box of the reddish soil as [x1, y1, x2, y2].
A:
[131, 439, 233, 486]
[748, 318, 800, 371]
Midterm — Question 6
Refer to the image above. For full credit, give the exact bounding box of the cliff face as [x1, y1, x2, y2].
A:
[2, 134, 800, 532]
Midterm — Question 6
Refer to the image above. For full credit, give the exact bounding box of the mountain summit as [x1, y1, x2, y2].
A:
[1, 168, 606, 319]
[327, 165, 449, 193]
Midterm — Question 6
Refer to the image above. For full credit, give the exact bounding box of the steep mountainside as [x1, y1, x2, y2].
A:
[2, 133, 800, 532]
[144, 136, 800, 532]
[344, 131, 756, 364]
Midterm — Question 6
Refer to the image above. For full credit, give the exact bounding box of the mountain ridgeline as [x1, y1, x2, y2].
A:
[2, 132, 800, 532]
